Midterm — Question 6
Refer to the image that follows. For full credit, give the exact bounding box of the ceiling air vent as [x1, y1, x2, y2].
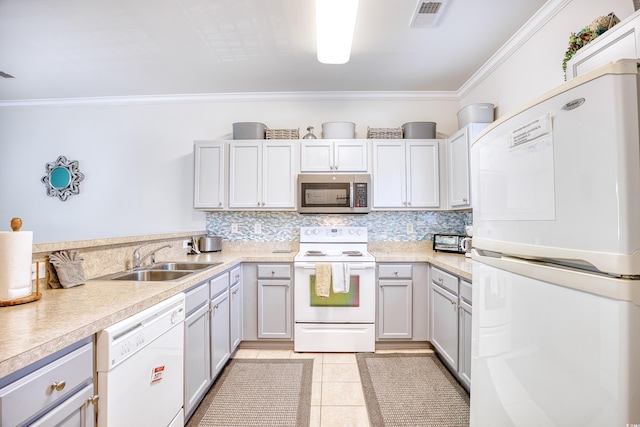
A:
[0, 71, 15, 78]
[410, 0, 448, 27]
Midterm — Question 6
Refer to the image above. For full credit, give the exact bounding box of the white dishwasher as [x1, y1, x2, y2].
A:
[97, 293, 185, 427]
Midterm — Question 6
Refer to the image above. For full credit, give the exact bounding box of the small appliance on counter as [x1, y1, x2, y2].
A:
[197, 235, 222, 252]
[433, 234, 471, 254]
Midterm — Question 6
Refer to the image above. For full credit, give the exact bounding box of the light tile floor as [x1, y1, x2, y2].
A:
[233, 348, 434, 427]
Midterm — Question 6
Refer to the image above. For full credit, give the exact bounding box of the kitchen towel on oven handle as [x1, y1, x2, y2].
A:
[315, 263, 331, 298]
[332, 263, 350, 293]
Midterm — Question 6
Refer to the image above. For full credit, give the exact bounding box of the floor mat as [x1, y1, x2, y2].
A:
[356, 353, 469, 426]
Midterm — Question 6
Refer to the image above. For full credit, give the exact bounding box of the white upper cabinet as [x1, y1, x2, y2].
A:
[446, 123, 488, 210]
[300, 140, 368, 172]
[194, 141, 225, 210]
[372, 139, 440, 209]
[229, 140, 298, 209]
[565, 11, 639, 80]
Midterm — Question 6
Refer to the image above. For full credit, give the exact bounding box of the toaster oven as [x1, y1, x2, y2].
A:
[433, 234, 469, 254]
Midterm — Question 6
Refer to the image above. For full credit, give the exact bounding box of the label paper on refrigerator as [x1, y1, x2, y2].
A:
[509, 113, 552, 147]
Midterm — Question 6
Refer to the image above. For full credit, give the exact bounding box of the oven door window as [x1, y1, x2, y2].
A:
[309, 275, 360, 307]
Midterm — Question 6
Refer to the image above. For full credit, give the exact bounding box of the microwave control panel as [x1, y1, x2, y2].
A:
[354, 183, 368, 207]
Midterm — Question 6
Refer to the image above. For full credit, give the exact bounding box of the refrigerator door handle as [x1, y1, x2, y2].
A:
[473, 249, 640, 306]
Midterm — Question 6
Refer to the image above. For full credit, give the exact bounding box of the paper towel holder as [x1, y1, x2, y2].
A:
[0, 218, 42, 307]
[41, 155, 85, 201]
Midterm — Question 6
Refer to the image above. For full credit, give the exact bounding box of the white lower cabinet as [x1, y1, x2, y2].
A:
[430, 279, 459, 368]
[0, 339, 96, 427]
[184, 269, 236, 422]
[229, 266, 243, 352]
[210, 273, 230, 379]
[376, 263, 429, 342]
[458, 280, 473, 390]
[184, 282, 211, 419]
[257, 264, 292, 339]
[429, 266, 473, 391]
[377, 264, 413, 339]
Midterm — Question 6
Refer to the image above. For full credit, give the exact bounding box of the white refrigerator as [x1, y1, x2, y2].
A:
[470, 59, 640, 426]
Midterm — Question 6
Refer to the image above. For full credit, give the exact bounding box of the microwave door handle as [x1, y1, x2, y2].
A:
[349, 183, 354, 208]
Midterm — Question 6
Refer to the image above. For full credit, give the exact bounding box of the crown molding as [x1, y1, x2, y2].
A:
[0, 90, 458, 108]
[457, 0, 572, 98]
[0, 0, 569, 108]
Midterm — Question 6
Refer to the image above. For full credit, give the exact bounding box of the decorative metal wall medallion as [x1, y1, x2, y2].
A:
[41, 156, 85, 201]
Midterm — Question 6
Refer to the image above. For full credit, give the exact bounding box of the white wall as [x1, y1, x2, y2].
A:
[0, 97, 458, 243]
[4, 0, 635, 244]
[461, 0, 635, 116]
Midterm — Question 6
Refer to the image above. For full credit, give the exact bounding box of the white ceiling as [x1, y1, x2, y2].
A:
[0, 0, 548, 101]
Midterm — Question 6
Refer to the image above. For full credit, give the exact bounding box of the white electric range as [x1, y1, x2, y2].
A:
[294, 226, 376, 352]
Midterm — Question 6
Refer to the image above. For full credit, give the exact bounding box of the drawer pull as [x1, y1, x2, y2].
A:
[51, 381, 66, 392]
[438, 277, 443, 283]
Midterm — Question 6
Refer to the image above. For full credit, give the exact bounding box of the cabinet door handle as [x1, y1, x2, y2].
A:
[87, 395, 99, 406]
[218, 202, 223, 207]
[463, 198, 468, 203]
[51, 381, 66, 392]
[232, 290, 238, 295]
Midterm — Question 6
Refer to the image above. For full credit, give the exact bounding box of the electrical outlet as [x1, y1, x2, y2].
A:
[406, 222, 414, 234]
[254, 223, 262, 234]
[30, 262, 46, 280]
[182, 239, 190, 249]
[231, 223, 239, 233]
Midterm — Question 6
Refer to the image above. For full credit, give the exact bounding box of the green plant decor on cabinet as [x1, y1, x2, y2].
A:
[562, 12, 620, 80]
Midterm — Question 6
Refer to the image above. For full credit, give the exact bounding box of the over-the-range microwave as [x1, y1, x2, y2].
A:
[298, 173, 371, 214]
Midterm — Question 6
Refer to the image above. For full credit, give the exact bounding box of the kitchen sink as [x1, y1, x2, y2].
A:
[109, 270, 194, 281]
[150, 262, 223, 271]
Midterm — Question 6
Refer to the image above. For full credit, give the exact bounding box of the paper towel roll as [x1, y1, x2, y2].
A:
[0, 231, 33, 301]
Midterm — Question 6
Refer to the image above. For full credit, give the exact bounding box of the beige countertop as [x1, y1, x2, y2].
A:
[0, 248, 471, 379]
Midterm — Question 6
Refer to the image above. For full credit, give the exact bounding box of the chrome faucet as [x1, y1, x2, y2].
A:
[133, 243, 171, 269]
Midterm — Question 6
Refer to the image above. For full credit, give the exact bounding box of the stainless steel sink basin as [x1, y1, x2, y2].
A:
[109, 270, 193, 281]
[151, 262, 223, 271]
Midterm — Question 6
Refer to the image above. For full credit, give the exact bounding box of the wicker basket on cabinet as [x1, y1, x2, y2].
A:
[265, 128, 300, 139]
[366, 127, 403, 139]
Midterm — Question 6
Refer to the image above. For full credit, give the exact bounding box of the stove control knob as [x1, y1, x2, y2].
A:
[305, 229, 312, 235]
[313, 228, 320, 234]
[356, 229, 363, 236]
[348, 229, 354, 235]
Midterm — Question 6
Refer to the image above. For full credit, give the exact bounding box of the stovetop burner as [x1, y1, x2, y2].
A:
[342, 251, 363, 256]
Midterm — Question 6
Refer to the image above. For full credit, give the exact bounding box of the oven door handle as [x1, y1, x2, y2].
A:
[295, 262, 375, 270]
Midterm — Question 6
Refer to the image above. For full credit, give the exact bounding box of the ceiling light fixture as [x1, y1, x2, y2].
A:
[316, 0, 359, 64]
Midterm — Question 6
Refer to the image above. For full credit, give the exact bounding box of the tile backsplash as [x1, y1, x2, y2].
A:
[206, 210, 471, 242]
